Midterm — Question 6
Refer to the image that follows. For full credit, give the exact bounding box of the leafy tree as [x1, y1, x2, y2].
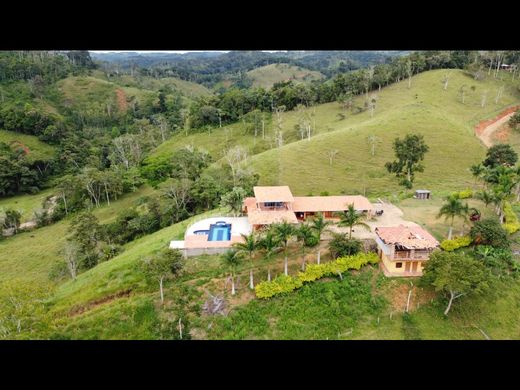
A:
[421, 251, 490, 315]
[437, 196, 469, 239]
[233, 232, 259, 289]
[470, 218, 510, 249]
[140, 248, 184, 304]
[221, 250, 242, 295]
[272, 221, 296, 276]
[338, 204, 370, 239]
[385, 133, 429, 188]
[483, 144, 518, 168]
[68, 211, 103, 269]
[220, 187, 247, 217]
[328, 233, 362, 258]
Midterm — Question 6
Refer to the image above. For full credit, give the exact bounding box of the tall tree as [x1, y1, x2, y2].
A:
[272, 221, 296, 276]
[295, 223, 317, 271]
[221, 250, 242, 295]
[233, 232, 259, 289]
[259, 229, 281, 281]
[385, 133, 429, 188]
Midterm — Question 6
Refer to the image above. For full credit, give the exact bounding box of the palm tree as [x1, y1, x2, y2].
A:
[272, 221, 296, 276]
[477, 189, 494, 208]
[259, 229, 281, 281]
[296, 224, 316, 271]
[338, 204, 371, 239]
[310, 212, 331, 241]
[221, 250, 241, 295]
[310, 213, 331, 264]
[233, 232, 258, 289]
[470, 163, 485, 187]
[437, 196, 469, 240]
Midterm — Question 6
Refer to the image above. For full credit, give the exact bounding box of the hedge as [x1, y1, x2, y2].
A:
[255, 253, 380, 299]
[254, 275, 303, 299]
[503, 201, 520, 234]
[440, 235, 472, 251]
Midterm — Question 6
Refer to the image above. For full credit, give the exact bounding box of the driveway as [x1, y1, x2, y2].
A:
[328, 201, 419, 240]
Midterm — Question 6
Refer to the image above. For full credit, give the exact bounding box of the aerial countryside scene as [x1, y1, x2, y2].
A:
[2, 49, 520, 340]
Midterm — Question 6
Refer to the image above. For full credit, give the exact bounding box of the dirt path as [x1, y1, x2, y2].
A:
[478, 112, 515, 147]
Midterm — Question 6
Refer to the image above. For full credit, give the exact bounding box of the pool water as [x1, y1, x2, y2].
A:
[208, 223, 232, 241]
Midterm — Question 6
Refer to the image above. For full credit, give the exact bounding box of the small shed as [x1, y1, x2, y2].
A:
[414, 189, 431, 200]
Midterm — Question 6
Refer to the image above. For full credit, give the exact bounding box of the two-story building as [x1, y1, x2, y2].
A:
[375, 225, 440, 277]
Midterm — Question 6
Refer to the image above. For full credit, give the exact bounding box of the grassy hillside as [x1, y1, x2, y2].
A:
[57, 75, 156, 113]
[0, 188, 54, 222]
[151, 69, 520, 198]
[247, 63, 324, 89]
[0, 129, 55, 162]
[0, 185, 156, 286]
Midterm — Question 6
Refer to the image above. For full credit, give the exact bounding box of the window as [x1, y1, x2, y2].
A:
[396, 262, 402, 268]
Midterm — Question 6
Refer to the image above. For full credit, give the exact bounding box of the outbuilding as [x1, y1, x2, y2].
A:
[414, 189, 431, 200]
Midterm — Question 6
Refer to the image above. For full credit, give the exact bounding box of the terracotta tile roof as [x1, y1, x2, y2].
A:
[375, 225, 439, 249]
[253, 186, 294, 203]
[292, 195, 373, 212]
[243, 197, 257, 211]
[247, 209, 298, 226]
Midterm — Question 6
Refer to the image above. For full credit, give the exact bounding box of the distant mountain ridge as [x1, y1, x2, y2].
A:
[91, 50, 408, 89]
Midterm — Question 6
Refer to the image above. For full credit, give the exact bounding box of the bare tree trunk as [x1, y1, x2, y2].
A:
[284, 255, 288, 276]
[249, 269, 254, 289]
[159, 277, 164, 304]
[317, 250, 321, 264]
[405, 285, 413, 312]
[444, 291, 455, 315]
[104, 183, 110, 206]
[231, 275, 236, 295]
[301, 252, 306, 271]
[178, 318, 183, 339]
[448, 225, 453, 240]
[267, 267, 271, 282]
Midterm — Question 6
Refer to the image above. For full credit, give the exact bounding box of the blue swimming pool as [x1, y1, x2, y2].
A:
[208, 223, 232, 241]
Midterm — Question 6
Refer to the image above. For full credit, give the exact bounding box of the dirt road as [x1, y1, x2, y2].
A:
[478, 112, 515, 147]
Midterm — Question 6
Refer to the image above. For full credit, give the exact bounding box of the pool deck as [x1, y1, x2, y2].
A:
[185, 217, 252, 239]
[170, 217, 252, 253]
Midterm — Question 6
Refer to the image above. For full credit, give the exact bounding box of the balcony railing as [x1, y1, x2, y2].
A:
[392, 251, 431, 260]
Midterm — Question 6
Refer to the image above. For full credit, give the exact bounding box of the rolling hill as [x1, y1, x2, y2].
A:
[2, 67, 520, 340]
[246, 63, 325, 89]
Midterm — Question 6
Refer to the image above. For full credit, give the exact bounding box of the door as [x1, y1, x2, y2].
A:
[412, 262, 418, 273]
[404, 262, 411, 272]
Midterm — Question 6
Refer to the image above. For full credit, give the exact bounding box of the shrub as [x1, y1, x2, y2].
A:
[503, 201, 520, 234]
[329, 234, 362, 258]
[470, 218, 509, 249]
[451, 189, 473, 199]
[440, 235, 473, 251]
